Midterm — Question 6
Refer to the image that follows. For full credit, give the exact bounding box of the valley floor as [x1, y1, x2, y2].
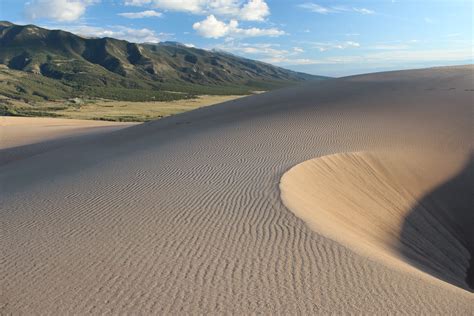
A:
[1, 94, 246, 122]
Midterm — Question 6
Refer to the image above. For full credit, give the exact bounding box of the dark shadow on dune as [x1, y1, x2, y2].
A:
[399, 155, 473, 292]
[468, 252, 474, 289]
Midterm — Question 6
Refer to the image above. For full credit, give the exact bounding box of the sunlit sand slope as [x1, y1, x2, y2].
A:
[0, 117, 135, 165]
[1, 66, 473, 314]
[0, 116, 135, 150]
[281, 151, 473, 291]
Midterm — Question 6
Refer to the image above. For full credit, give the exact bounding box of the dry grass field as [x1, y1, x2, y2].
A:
[1, 95, 246, 122]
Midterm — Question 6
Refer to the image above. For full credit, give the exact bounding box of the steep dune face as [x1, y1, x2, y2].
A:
[280, 151, 472, 291]
[1, 66, 473, 314]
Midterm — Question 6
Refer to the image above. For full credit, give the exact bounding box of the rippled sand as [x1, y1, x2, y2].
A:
[1, 66, 473, 313]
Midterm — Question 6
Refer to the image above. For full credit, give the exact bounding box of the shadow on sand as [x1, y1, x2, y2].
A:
[399, 154, 473, 291]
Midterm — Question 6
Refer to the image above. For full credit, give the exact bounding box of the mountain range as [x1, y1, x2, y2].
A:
[0, 21, 325, 103]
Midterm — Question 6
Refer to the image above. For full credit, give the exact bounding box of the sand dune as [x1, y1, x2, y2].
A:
[1, 66, 473, 313]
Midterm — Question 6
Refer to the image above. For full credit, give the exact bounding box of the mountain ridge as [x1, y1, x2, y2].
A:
[0, 21, 326, 103]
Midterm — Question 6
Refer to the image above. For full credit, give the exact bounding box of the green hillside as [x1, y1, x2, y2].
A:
[0, 21, 326, 104]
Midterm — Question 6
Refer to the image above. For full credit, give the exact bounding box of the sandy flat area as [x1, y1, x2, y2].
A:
[1, 66, 473, 314]
[0, 116, 136, 149]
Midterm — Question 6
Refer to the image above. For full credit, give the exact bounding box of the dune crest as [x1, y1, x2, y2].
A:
[280, 151, 473, 291]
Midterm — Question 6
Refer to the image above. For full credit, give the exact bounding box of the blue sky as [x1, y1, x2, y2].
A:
[1, 0, 472, 76]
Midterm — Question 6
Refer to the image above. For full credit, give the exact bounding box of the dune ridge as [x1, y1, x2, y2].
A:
[1, 66, 473, 313]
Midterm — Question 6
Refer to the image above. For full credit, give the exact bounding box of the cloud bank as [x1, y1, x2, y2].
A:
[118, 10, 162, 18]
[25, 0, 98, 22]
[193, 15, 284, 39]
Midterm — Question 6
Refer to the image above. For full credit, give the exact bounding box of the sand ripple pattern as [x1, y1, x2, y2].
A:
[1, 66, 473, 313]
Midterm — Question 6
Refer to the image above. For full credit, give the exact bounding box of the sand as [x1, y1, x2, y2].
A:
[0, 116, 135, 150]
[1, 66, 473, 314]
[281, 151, 472, 291]
[0, 116, 136, 165]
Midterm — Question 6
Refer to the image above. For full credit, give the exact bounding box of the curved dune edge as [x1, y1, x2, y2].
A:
[280, 151, 473, 291]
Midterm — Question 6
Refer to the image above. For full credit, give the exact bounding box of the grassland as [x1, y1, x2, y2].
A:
[0, 95, 246, 122]
[0, 65, 251, 122]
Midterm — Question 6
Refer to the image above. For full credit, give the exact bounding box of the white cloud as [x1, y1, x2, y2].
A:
[274, 48, 472, 66]
[265, 57, 317, 65]
[298, 3, 375, 15]
[232, 25, 285, 38]
[240, 0, 269, 21]
[214, 42, 307, 66]
[193, 15, 229, 38]
[210, 41, 471, 70]
[149, 0, 205, 13]
[118, 10, 162, 18]
[124, 0, 152, 5]
[193, 15, 284, 39]
[216, 42, 287, 56]
[125, 0, 270, 21]
[298, 3, 332, 14]
[206, 0, 241, 16]
[25, 0, 98, 22]
[352, 8, 374, 15]
[61, 24, 172, 43]
[311, 41, 360, 52]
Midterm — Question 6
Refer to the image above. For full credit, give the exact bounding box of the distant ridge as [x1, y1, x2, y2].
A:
[0, 21, 326, 102]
